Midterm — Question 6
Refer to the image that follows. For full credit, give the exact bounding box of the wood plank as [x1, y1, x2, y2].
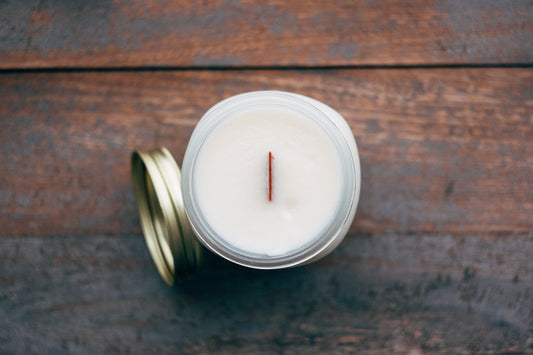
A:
[1, 0, 532, 68]
[1, 234, 531, 353]
[0, 69, 532, 237]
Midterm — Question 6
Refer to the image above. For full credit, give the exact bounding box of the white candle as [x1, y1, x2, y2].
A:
[195, 107, 343, 256]
[182, 91, 360, 268]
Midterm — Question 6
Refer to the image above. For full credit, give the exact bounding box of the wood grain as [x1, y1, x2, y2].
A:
[0, 234, 531, 354]
[1, 69, 532, 238]
[1, 0, 532, 68]
[2, 2, 531, 353]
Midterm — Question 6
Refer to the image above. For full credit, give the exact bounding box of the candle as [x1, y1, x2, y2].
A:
[181, 91, 360, 268]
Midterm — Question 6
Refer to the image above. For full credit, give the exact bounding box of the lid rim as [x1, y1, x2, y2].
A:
[131, 148, 202, 285]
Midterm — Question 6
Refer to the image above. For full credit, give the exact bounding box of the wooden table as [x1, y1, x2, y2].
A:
[1, 1, 532, 353]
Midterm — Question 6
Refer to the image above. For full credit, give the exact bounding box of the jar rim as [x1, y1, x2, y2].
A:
[181, 91, 360, 269]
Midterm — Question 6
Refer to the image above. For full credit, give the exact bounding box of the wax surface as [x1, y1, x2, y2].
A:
[194, 108, 343, 256]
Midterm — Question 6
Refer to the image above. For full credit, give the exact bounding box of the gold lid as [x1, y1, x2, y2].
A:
[131, 147, 202, 285]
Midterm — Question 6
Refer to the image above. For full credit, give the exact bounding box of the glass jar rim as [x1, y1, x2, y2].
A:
[181, 91, 359, 269]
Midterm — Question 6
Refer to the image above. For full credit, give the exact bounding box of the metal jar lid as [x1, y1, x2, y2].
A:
[131, 147, 202, 285]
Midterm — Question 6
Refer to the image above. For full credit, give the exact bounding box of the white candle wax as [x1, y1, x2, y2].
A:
[194, 107, 343, 256]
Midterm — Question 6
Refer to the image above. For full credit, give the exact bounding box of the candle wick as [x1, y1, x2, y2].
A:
[268, 151, 274, 202]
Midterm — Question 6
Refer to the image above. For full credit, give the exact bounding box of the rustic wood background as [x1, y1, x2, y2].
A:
[1, 1, 532, 354]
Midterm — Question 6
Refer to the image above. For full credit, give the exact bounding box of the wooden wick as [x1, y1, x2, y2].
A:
[268, 151, 274, 201]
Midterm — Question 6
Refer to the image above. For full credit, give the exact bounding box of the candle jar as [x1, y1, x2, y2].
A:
[132, 91, 361, 285]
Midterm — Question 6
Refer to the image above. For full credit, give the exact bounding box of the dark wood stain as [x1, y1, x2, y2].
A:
[1, 2, 532, 353]
[0, 235, 531, 353]
[0, 0, 532, 68]
[0, 69, 531, 237]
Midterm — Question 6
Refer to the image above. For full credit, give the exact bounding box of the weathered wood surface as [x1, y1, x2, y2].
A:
[1, 0, 532, 352]
[1, 0, 532, 68]
[1, 69, 532, 238]
[1, 234, 532, 354]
